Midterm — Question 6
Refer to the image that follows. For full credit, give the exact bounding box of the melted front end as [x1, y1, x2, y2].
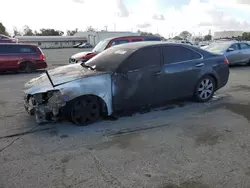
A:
[24, 90, 67, 124]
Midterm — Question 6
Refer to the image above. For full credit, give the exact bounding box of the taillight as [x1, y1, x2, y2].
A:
[40, 53, 46, 61]
[224, 58, 229, 64]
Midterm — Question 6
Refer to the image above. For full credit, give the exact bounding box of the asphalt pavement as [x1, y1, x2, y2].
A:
[1, 48, 250, 188]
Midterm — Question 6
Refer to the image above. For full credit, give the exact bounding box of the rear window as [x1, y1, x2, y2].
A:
[205, 42, 231, 53]
[132, 39, 143, 42]
[143, 36, 161, 41]
[0, 45, 37, 54]
[111, 40, 129, 46]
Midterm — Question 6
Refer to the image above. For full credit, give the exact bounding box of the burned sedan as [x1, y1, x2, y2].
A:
[23, 42, 229, 125]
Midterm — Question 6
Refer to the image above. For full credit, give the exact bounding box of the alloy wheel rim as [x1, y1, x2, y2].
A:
[198, 78, 213, 100]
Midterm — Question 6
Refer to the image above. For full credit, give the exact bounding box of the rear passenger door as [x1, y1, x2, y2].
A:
[157, 45, 204, 101]
[239, 43, 250, 63]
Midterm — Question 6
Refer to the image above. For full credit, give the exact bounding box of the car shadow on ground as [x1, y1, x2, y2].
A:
[14, 94, 229, 141]
[229, 64, 250, 69]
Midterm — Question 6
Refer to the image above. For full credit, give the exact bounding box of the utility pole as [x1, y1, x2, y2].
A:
[104, 25, 108, 31]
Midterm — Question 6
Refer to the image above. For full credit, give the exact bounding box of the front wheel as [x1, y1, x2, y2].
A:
[65, 96, 101, 126]
[194, 76, 215, 102]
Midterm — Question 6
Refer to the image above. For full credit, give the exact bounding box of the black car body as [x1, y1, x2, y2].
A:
[23, 42, 229, 125]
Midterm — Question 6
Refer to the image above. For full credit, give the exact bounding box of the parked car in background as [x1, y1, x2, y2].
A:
[0, 34, 18, 43]
[24, 42, 229, 125]
[203, 41, 250, 65]
[69, 35, 162, 64]
[73, 43, 83, 48]
[0, 43, 47, 73]
[78, 43, 92, 48]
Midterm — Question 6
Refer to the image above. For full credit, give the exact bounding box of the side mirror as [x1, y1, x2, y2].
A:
[227, 48, 234, 52]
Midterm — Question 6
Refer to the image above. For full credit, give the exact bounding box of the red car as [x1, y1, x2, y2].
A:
[69, 35, 162, 63]
[0, 34, 18, 43]
[0, 43, 47, 72]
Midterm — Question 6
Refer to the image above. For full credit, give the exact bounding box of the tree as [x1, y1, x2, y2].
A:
[179, 31, 192, 39]
[13, 27, 22, 36]
[194, 37, 203, 42]
[86, 26, 96, 32]
[173, 36, 182, 40]
[137, 30, 166, 40]
[37, 28, 64, 36]
[242, 32, 250, 41]
[66, 28, 78, 36]
[203, 34, 212, 41]
[139, 31, 153, 36]
[23, 25, 34, 36]
[0, 22, 9, 36]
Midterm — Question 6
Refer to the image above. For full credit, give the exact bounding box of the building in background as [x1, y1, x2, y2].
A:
[213, 31, 244, 39]
[74, 31, 140, 46]
[16, 36, 87, 49]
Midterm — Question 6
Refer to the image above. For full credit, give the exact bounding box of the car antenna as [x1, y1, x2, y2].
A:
[45, 70, 55, 88]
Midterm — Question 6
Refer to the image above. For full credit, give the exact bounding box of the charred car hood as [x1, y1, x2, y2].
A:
[72, 51, 97, 58]
[24, 64, 101, 94]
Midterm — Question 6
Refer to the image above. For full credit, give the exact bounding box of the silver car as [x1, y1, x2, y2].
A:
[203, 41, 250, 65]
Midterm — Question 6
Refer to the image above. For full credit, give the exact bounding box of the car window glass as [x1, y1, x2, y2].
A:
[132, 39, 143, 42]
[20, 47, 32, 53]
[240, 43, 250, 50]
[229, 44, 239, 50]
[111, 40, 129, 46]
[0, 45, 36, 54]
[0, 46, 6, 54]
[162, 46, 201, 64]
[119, 47, 161, 71]
[0, 45, 13, 54]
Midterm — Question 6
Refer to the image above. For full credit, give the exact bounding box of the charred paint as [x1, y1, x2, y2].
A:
[23, 42, 230, 124]
[23, 63, 113, 123]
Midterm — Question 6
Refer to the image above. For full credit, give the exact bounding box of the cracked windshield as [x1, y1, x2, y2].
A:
[1, 0, 250, 187]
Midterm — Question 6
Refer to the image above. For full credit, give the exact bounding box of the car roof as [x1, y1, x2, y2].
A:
[0, 43, 37, 47]
[111, 41, 199, 50]
[103, 35, 161, 41]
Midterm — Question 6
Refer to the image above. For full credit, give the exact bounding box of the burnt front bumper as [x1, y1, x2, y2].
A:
[24, 92, 66, 124]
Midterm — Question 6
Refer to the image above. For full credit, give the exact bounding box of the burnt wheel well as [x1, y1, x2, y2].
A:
[66, 95, 108, 116]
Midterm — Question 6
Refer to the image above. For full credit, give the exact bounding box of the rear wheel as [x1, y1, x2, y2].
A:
[247, 59, 250, 66]
[19, 62, 36, 73]
[64, 96, 101, 126]
[194, 75, 215, 102]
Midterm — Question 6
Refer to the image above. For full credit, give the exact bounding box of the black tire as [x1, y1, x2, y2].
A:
[19, 62, 36, 73]
[194, 75, 216, 102]
[64, 96, 101, 126]
[247, 59, 250, 66]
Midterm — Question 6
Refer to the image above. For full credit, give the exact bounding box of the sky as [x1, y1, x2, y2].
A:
[1, 0, 250, 37]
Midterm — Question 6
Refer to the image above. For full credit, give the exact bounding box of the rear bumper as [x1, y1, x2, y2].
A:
[36, 61, 47, 69]
[217, 65, 230, 90]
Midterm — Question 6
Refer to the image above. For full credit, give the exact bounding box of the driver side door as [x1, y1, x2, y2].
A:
[112, 47, 162, 113]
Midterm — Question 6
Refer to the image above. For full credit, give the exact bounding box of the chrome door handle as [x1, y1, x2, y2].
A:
[196, 63, 204, 67]
[154, 71, 162, 76]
